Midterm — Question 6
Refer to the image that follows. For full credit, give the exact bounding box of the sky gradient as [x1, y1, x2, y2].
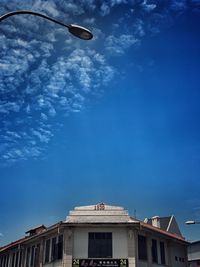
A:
[1, 0, 200, 245]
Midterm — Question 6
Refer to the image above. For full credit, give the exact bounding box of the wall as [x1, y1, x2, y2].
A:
[43, 260, 62, 267]
[188, 243, 200, 261]
[169, 242, 187, 267]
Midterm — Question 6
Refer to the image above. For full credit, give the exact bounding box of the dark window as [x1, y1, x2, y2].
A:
[138, 235, 147, 261]
[57, 235, 63, 260]
[50, 235, 63, 262]
[4, 254, 9, 267]
[2, 256, 5, 267]
[30, 246, 35, 267]
[1, 255, 4, 267]
[51, 237, 57, 261]
[1, 256, 3, 267]
[19, 251, 22, 267]
[88, 232, 112, 258]
[160, 242, 166, 264]
[15, 251, 19, 267]
[45, 240, 50, 263]
[4, 255, 7, 267]
[26, 248, 30, 267]
[6, 254, 9, 267]
[151, 239, 158, 263]
[34, 244, 40, 267]
[175, 256, 178, 261]
[12, 253, 16, 267]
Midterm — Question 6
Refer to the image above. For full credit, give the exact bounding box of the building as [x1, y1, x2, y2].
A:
[188, 241, 200, 267]
[0, 203, 188, 267]
[144, 215, 183, 238]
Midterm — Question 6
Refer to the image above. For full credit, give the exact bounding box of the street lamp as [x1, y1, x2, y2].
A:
[185, 220, 200, 225]
[0, 10, 93, 40]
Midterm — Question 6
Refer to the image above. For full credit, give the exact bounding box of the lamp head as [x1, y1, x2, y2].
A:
[68, 24, 93, 40]
[185, 220, 196, 225]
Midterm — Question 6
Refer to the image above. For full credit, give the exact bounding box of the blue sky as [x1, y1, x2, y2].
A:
[1, 0, 200, 245]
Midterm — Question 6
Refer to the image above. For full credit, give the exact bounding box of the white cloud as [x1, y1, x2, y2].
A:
[100, 3, 111, 16]
[105, 34, 139, 56]
[133, 19, 145, 37]
[32, 0, 60, 17]
[83, 17, 96, 25]
[141, 0, 157, 12]
[0, 102, 22, 114]
[170, 0, 187, 12]
[60, 2, 85, 16]
[111, 0, 127, 6]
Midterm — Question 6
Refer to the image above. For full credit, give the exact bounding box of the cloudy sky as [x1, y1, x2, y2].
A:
[1, 0, 200, 245]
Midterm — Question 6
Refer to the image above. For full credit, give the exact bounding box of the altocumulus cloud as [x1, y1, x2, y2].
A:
[0, 0, 199, 165]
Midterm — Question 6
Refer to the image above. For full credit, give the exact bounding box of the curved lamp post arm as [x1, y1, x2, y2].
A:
[0, 10, 93, 40]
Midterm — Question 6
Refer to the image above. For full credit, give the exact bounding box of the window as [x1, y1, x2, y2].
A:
[12, 253, 16, 267]
[26, 248, 31, 267]
[179, 257, 185, 262]
[45, 239, 50, 263]
[25, 245, 40, 267]
[138, 235, 147, 261]
[160, 242, 166, 264]
[7, 255, 10, 267]
[51, 237, 57, 261]
[1, 254, 9, 267]
[30, 246, 35, 267]
[51, 235, 63, 261]
[88, 232, 112, 258]
[151, 239, 158, 263]
[34, 244, 40, 267]
[57, 235, 63, 260]
[15, 251, 19, 267]
[44, 235, 63, 263]
[19, 250, 22, 267]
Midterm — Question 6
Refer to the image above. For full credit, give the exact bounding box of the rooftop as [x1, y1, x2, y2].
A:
[66, 202, 136, 223]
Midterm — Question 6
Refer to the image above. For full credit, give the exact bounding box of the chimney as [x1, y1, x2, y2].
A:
[25, 225, 46, 236]
[151, 216, 160, 228]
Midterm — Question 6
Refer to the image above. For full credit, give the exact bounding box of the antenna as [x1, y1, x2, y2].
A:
[134, 209, 137, 218]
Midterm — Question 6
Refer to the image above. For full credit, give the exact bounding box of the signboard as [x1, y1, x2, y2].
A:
[72, 259, 128, 267]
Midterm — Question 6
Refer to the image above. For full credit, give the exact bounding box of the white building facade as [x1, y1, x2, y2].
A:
[0, 203, 188, 267]
[188, 241, 200, 267]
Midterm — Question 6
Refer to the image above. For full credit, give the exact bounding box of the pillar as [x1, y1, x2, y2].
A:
[63, 228, 73, 267]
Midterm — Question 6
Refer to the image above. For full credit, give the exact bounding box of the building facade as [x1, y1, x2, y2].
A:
[0, 203, 188, 267]
[188, 241, 200, 267]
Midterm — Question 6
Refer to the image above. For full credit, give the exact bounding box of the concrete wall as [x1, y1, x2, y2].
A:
[138, 261, 148, 267]
[188, 242, 200, 261]
[169, 242, 187, 267]
[43, 260, 62, 267]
